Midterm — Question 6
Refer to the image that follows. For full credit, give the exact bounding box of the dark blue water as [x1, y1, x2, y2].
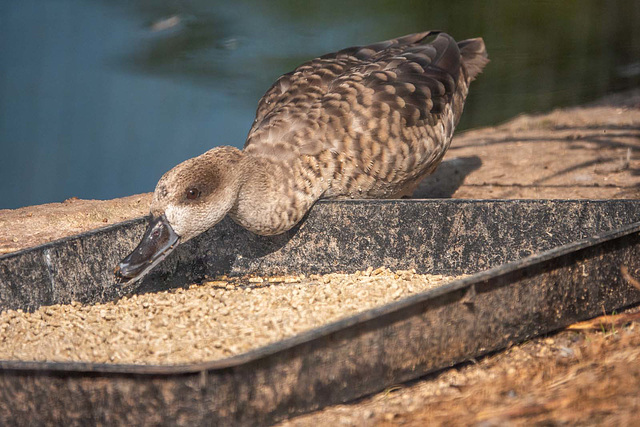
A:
[1, 0, 639, 209]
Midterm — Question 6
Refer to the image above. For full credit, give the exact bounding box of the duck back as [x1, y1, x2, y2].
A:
[244, 31, 488, 199]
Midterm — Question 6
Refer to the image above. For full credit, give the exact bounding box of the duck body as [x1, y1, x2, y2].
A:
[234, 31, 488, 234]
[116, 31, 488, 283]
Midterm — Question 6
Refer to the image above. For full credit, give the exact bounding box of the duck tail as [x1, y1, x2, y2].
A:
[457, 37, 489, 81]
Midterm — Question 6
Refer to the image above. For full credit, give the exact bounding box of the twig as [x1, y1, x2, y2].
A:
[566, 311, 640, 331]
[621, 265, 640, 290]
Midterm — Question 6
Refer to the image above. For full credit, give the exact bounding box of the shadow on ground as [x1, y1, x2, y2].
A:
[413, 156, 483, 198]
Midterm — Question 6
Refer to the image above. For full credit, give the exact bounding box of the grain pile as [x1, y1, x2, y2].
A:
[0, 268, 457, 365]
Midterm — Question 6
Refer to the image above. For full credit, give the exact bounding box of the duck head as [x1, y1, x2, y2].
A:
[115, 146, 244, 285]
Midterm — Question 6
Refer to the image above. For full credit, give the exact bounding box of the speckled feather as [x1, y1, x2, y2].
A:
[244, 31, 488, 204]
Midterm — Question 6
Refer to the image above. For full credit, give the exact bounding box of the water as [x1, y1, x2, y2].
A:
[1, 0, 639, 209]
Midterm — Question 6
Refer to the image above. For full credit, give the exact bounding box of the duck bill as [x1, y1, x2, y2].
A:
[115, 214, 180, 285]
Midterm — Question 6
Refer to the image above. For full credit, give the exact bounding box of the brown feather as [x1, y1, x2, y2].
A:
[244, 31, 488, 201]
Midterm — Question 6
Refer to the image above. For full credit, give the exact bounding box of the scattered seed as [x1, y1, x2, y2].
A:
[0, 268, 458, 365]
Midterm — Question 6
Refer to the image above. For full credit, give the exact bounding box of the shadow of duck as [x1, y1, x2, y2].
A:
[413, 156, 482, 198]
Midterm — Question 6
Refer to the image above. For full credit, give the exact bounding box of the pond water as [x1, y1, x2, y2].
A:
[1, 0, 639, 209]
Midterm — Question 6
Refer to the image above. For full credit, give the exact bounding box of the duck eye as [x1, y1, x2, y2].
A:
[186, 187, 201, 200]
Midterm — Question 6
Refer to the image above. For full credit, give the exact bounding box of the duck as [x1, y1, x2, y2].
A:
[115, 30, 488, 284]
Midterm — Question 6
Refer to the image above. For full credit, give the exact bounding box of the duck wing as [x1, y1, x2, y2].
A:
[244, 31, 487, 196]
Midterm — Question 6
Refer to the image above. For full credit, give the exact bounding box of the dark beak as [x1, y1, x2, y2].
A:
[115, 214, 180, 285]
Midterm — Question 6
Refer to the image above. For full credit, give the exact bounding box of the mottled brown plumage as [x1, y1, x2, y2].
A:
[116, 31, 488, 283]
[237, 31, 487, 233]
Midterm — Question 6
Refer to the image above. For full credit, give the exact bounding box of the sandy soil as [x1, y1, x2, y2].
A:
[0, 194, 151, 255]
[1, 90, 639, 425]
[416, 90, 640, 200]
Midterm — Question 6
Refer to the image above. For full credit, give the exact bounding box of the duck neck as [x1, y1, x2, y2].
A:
[229, 153, 324, 236]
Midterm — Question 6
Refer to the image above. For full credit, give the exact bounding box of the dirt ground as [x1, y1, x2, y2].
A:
[0, 90, 639, 425]
[0, 194, 151, 255]
[415, 89, 640, 200]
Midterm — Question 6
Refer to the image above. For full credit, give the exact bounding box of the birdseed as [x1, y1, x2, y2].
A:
[0, 268, 458, 365]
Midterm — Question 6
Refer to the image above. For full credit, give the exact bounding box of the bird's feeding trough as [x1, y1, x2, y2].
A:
[1, 199, 640, 426]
